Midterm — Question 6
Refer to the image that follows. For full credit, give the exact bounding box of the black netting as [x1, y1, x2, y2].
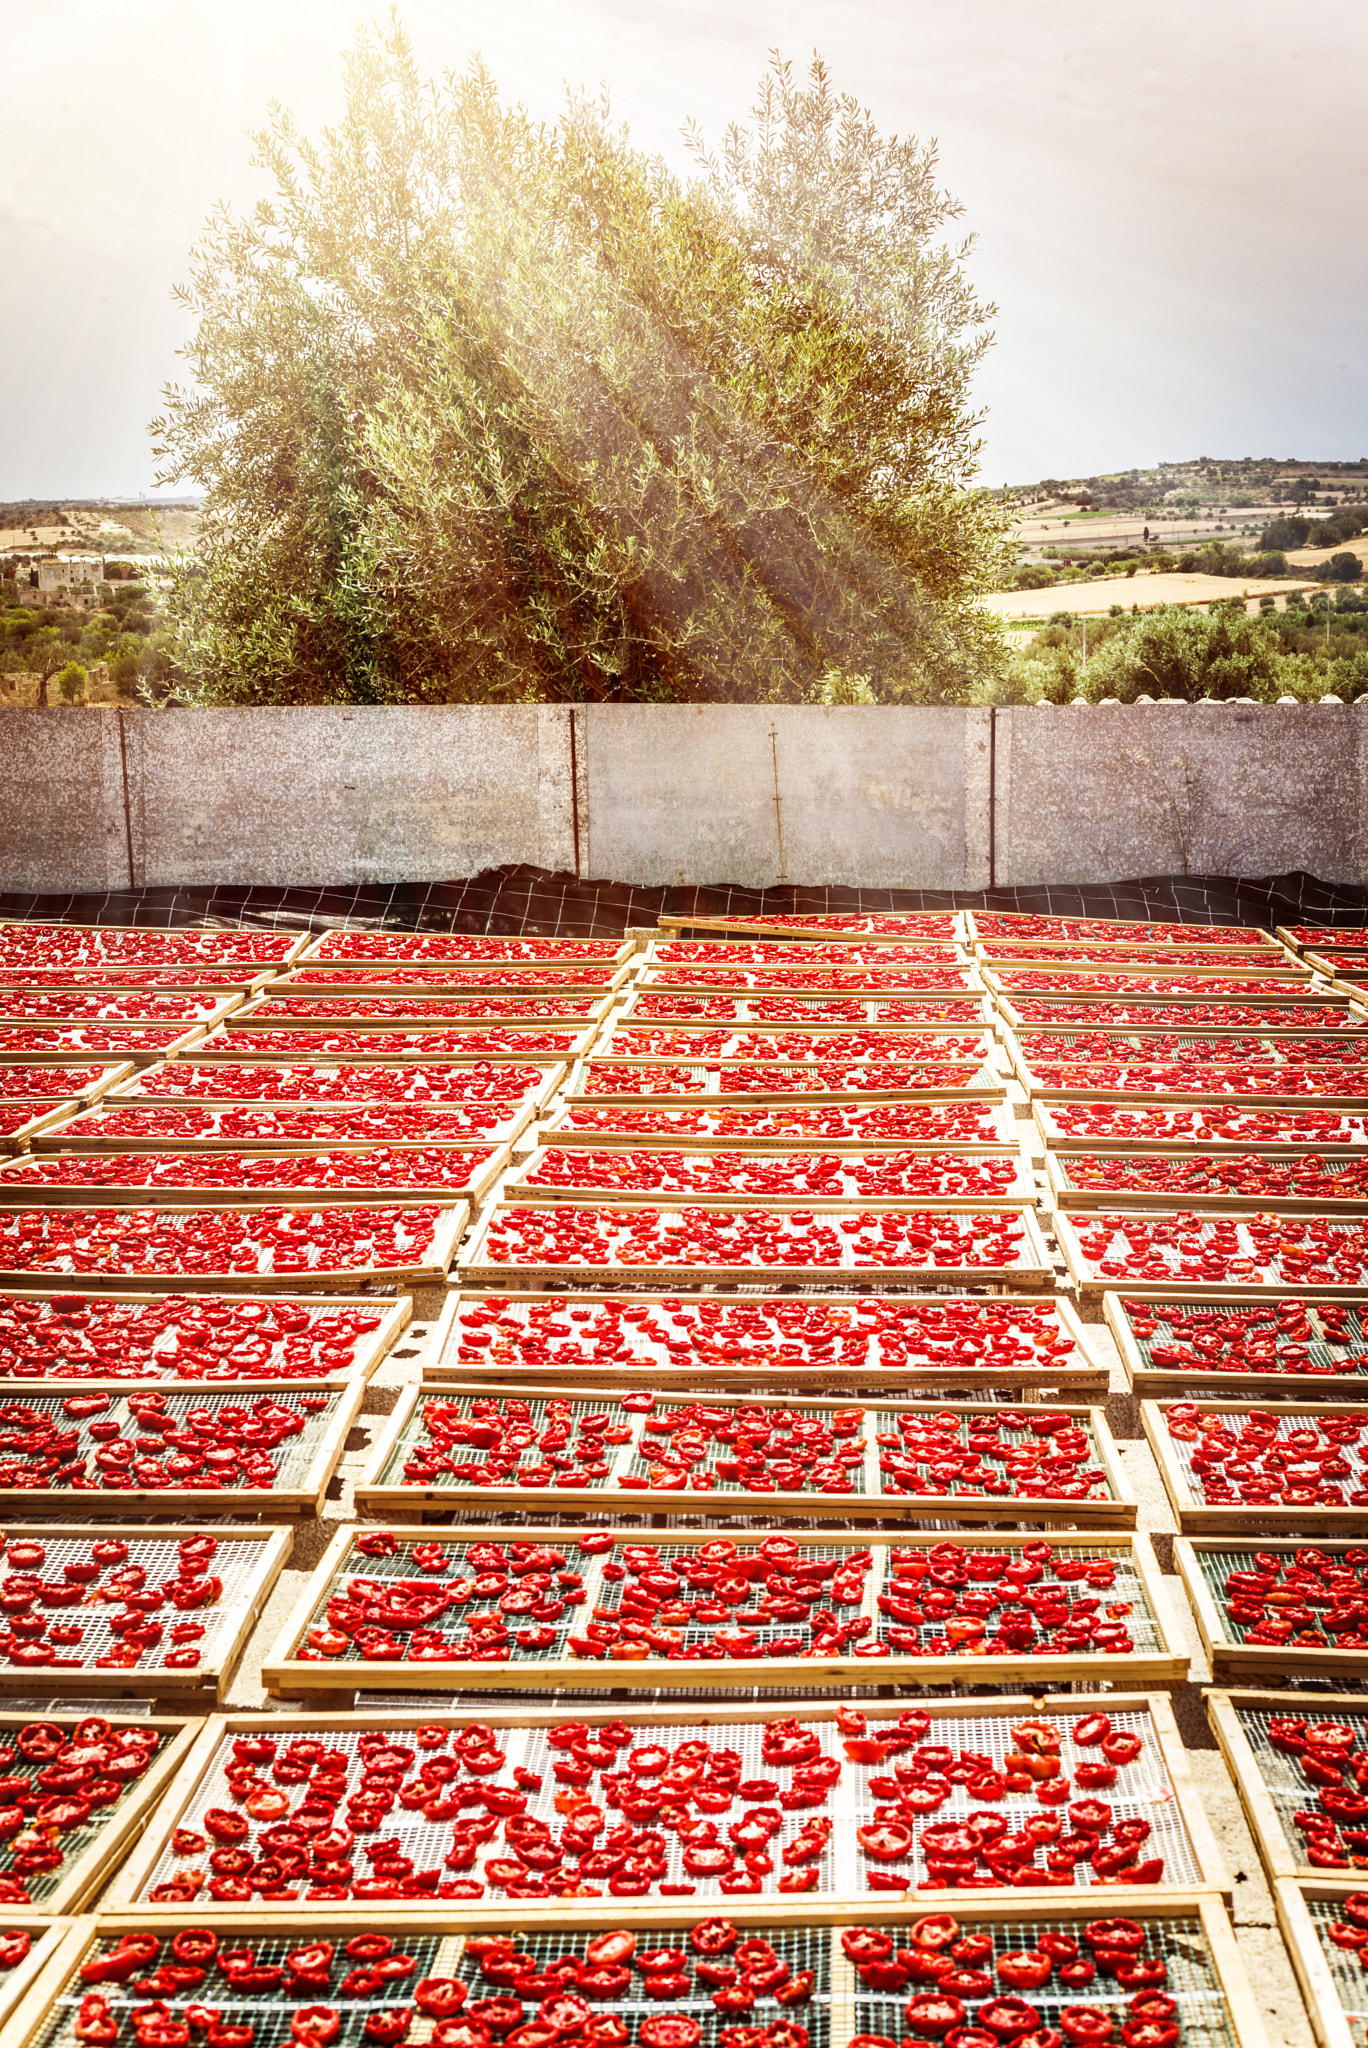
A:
[2, 866, 1366, 937]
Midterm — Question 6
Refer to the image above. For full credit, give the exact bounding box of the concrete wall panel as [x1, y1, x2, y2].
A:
[0, 710, 128, 892]
[583, 705, 973, 888]
[998, 703, 1367, 888]
[118, 707, 573, 887]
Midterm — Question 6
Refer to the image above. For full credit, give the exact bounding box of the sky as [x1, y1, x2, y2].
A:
[3, 0, 1366, 499]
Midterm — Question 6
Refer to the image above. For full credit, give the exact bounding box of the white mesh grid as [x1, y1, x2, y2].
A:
[136, 1702, 1202, 1905]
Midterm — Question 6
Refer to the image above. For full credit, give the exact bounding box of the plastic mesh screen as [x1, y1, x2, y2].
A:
[1232, 1704, 1368, 1869]
[1304, 1896, 1368, 2034]
[0, 1718, 170, 1905]
[1120, 1301, 1368, 1384]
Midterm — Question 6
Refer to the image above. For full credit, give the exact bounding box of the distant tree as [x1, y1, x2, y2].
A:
[1258, 515, 1309, 550]
[53, 661, 87, 703]
[1079, 604, 1285, 702]
[152, 18, 1008, 705]
[1319, 553, 1364, 584]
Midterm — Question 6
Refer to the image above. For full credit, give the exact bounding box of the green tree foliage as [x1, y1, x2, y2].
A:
[1258, 514, 1310, 550]
[151, 17, 1008, 705]
[1076, 606, 1286, 702]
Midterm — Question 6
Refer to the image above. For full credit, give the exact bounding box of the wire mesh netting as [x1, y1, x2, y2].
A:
[1118, 1300, 1368, 1385]
[373, 1392, 1115, 1512]
[1230, 1704, 1368, 1870]
[284, 1532, 1165, 1679]
[5, 866, 1365, 937]
[30, 1928, 461, 2048]
[1303, 1896, 1368, 2035]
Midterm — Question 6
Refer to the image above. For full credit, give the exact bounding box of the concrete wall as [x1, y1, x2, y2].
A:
[2, 701, 1365, 892]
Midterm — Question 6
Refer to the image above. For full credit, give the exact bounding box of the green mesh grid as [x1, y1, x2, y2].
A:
[1190, 1544, 1365, 1652]
[854, 1913, 1234, 2048]
[1124, 1301, 1368, 1380]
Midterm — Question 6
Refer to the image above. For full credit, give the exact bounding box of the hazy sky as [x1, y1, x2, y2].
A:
[4, 0, 1366, 498]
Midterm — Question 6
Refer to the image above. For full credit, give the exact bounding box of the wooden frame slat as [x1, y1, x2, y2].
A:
[261, 1524, 1187, 1698]
[0, 1140, 513, 1207]
[1143, 1398, 1368, 1535]
[1046, 1146, 1368, 1214]
[1205, 1688, 1368, 1887]
[1055, 1209, 1368, 1303]
[541, 1099, 1022, 1151]
[1105, 1291, 1368, 1400]
[0, 1196, 469, 1290]
[5, 1897, 1268, 2048]
[0, 1709, 202, 1915]
[355, 1386, 1135, 1527]
[1275, 1878, 1368, 2048]
[29, 1095, 539, 1154]
[505, 1140, 1036, 1209]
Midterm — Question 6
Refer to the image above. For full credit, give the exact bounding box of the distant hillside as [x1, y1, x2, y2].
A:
[0, 501, 200, 556]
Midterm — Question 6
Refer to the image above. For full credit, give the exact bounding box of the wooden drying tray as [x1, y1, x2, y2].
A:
[1012, 1023, 1364, 1055]
[1045, 1147, 1368, 1214]
[975, 930, 1286, 953]
[0, 1920, 74, 2039]
[1274, 1877, 1368, 2048]
[606, 1023, 998, 1048]
[7, 1895, 1267, 2048]
[294, 932, 636, 966]
[0, 1022, 218, 1066]
[1205, 1688, 1368, 1888]
[0, 1285, 412, 1387]
[999, 991, 1365, 1030]
[1034, 1102, 1368, 1153]
[566, 1063, 1007, 1107]
[1054, 1209, 1368, 1304]
[1021, 1073, 1368, 1113]
[231, 990, 619, 1028]
[0, 1374, 365, 1521]
[421, 1288, 1109, 1397]
[983, 960, 1315, 989]
[0, 1197, 469, 1292]
[221, 1019, 602, 1058]
[1144, 1397, 1368, 1536]
[0, 1102, 81, 1153]
[0, 993, 247, 1033]
[1278, 924, 1368, 953]
[261, 1523, 1187, 1699]
[0, 1521, 291, 1703]
[107, 1057, 568, 1112]
[355, 1385, 1135, 1529]
[618, 988, 996, 1022]
[457, 1197, 1055, 1290]
[539, 1102, 1023, 1152]
[0, 923, 310, 964]
[104, 1689, 1228, 1917]
[0, 1708, 202, 1916]
[1177, 1534, 1368, 1685]
[30, 1095, 540, 1154]
[1104, 1290, 1368, 1401]
[0, 1138, 514, 1207]
[0, 1060, 134, 1104]
[504, 1139, 1036, 1209]
[654, 913, 966, 943]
